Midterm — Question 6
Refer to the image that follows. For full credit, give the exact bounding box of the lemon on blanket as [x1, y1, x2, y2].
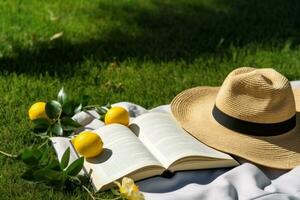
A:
[28, 102, 50, 121]
[104, 106, 129, 126]
[72, 131, 103, 158]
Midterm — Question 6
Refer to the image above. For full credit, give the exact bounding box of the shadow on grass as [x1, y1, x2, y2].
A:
[1, 0, 300, 76]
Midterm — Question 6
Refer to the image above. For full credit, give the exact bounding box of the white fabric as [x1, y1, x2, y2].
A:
[51, 81, 300, 200]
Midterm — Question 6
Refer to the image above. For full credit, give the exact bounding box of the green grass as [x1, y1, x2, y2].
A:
[1, 0, 300, 199]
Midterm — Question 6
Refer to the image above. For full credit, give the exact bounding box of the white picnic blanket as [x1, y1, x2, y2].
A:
[51, 81, 300, 200]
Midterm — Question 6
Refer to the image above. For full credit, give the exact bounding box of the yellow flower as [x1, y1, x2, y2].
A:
[114, 177, 145, 200]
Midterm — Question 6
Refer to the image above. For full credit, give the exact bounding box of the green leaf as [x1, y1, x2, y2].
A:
[46, 157, 61, 171]
[51, 122, 63, 136]
[46, 100, 62, 119]
[32, 119, 50, 126]
[61, 117, 81, 131]
[99, 115, 105, 121]
[66, 157, 84, 176]
[79, 94, 90, 107]
[57, 87, 68, 105]
[105, 103, 112, 109]
[33, 168, 64, 182]
[60, 147, 70, 170]
[62, 100, 76, 116]
[32, 119, 50, 134]
[74, 104, 82, 114]
[20, 148, 43, 166]
[33, 125, 49, 135]
[96, 107, 107, 115]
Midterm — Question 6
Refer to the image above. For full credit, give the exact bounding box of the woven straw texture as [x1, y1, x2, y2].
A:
[216, 67, 295, 123]
[171, 67, 300, 169]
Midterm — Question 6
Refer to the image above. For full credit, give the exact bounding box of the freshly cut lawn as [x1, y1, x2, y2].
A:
[1, 0, 300, 199]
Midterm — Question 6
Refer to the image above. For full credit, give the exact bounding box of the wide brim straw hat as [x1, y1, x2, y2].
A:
[171, 67, 300, 169]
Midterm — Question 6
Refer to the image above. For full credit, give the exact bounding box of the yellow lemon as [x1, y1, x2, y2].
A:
[72, 131, 103, 158]
[104, 106, 129, 126]
[28, 102, 50, 121]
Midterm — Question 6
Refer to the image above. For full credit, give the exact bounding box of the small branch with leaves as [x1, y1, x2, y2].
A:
[0, 87, 141, 200]
[82, 103, 112, 121]
[20, 147, 86, 190]
[31, 88, 87, 137]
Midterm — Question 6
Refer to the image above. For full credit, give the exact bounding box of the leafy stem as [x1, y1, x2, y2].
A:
[82, 185, 121, 200]
[38, 139, 49, 149]
[82, 185, 97, 200]
[83, 104, 111, 111]
[0, 150, 18, 158]
[82, 104, 111, 121]
[82, 105, 103, 109]
[24, 87, 119, 195]
[20, 147, 85, 190]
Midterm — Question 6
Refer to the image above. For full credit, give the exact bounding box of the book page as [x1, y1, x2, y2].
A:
[130, 113, 235, 169]
[82, 124, 164, 191]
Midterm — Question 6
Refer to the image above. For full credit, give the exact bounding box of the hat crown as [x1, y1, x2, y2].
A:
[215, 67, 295, 123]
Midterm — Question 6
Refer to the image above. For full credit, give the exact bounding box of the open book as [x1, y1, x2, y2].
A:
[64, 112, 239, 191]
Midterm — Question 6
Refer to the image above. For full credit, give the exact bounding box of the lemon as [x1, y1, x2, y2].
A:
[72, 131, 103, 158]
[104, 106, 129, 126]
[28, 102, 50, 121]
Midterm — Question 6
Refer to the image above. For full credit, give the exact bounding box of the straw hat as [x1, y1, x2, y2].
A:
[171, 67, 300, 169]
